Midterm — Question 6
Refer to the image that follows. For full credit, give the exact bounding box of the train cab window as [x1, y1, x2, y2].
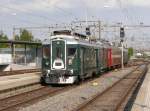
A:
[43, 45, 50, 59]
[68, 48, 76, 65]
[68, 48, 76, 57]
[56, 47, 62, 58]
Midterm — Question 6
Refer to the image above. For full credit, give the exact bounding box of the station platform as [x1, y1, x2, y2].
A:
[3, 64, 38, 71]
[0, 64, 9, 71]
[0, 73, 40, 91]
[131, 65, 150, 111]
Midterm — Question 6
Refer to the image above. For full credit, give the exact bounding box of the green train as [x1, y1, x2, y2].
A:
[41, 30, 128, 84]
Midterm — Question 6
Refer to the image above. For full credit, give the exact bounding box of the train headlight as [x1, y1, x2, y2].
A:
[46, 70, 50, 77]
[47, 70, 50, 74]
[68, 58, 73, 65]
[45, 61, 49, 66]
[70, 69, 73, 74]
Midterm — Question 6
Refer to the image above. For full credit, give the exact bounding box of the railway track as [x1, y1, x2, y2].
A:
[0, 69, 114, 111]
[0, 77, 97, 111]
[0, 86, 69, 111]
[0, 64, 146, 111]
[0, 69, 41, 76]
[73, 64, 148, 111]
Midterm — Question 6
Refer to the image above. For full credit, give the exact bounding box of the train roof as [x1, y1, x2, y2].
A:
[50, 34, 114, 48]
[42, 30, 123, 49]
[53, 30, 87, 39]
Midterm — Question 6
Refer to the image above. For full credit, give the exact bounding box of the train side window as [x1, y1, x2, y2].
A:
[43, 46, 50, 59]
[68, 48, 76, 57]
[68, 48, 77, 65]
[56, 47, 62, 58]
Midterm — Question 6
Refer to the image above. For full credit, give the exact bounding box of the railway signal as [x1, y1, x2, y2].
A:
[86, 27, 91, 36]
[120, 26, 125, 69]
[120, 27, 125, 42]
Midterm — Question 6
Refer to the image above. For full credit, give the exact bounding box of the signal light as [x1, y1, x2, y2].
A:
[86, 27, 91, 35]
[120, 27, 125, 38]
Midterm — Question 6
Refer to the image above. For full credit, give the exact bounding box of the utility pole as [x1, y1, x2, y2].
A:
[121, 42, 124, 69]
[10, 27, 16, 70]
[98, 21, 101, 40]
[13, 27, 16, 40]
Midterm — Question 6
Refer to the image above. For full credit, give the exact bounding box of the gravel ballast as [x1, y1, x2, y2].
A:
[19, 67, 134, 111]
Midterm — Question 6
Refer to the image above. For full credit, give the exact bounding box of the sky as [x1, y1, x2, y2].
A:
[0, 0, 150, 50]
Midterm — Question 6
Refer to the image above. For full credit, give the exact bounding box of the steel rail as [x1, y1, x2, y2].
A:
[73, 64, 147, 111]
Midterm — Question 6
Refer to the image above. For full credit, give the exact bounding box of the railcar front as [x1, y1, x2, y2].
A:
[41, 35, 79, 84]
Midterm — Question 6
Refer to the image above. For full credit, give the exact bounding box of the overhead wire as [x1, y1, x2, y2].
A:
[0, 2, 65, 38]
[31, 0, 78, 23]
[0, 4, 60, 23]
[124, 0, 146, 46]
[116, 0, 148, 50]
[53, 5, 76, 21]
[126, 0, 146, 41]
[116, 0, 132, 24]
[0, 0, 81, 37]
[0, 14, 48, 26]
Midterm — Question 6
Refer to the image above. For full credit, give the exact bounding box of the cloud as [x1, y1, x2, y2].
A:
[0, 0, 74, 13]
[0, 0, 149, 14]
[80, 0, 150, 9]
[0, 0, 149, 26]
[126, 0, 150, 7]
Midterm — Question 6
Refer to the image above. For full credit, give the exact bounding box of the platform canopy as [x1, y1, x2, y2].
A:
[0, 40, 42, 45]
[0, 40, 42, 66]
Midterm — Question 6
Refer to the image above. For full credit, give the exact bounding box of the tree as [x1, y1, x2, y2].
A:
[0, 32, 9, 48]
[128, 47, 133, 58]
[34, 38, 42, 43]
[15, 29, 41, 48]
[14, 35, 20, 41]
[20, 29, 34, 41]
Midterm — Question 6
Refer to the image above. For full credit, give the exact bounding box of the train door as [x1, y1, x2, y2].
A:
[80, 48, 84, 76]
[99, 48, 103, 70]
[95, 49, 99, 70]
[103, 48, 106, 68]
[107, 48, 112, 68]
